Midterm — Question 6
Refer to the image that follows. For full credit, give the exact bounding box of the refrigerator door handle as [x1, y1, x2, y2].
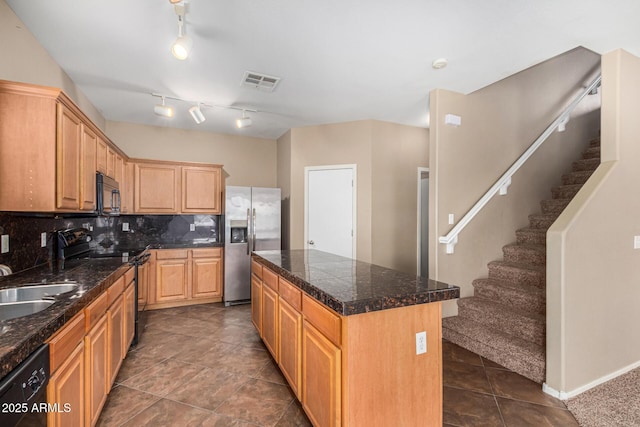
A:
[252, 208, 257, 252]
[246, 208, 251, 255]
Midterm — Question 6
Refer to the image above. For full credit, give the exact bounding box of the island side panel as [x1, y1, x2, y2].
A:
[341, 302, 442, 427]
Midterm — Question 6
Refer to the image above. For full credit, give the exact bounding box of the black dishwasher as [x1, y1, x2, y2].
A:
[0, 344, 49, 427]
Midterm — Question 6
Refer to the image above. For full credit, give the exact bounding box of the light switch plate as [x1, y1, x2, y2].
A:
[122, 222, 129, 232]
[448, 214, 454, 225]
[1, 235, 8, 254]
[634, 236, 640, 249]
[190, 224, 196, 232]
[416, 331, 427, 355]
[41, 232, 47, 248]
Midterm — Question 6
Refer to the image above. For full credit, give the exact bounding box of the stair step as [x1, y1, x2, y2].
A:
[582, 146, 601, 160]
[443, 316, 545, 383]
[528, 213, 558, 229]
[572, 158, 600, 172]
[516, 227, 547, 245]
[473, 278, 546, 315]
[551, 184, 583, 200]
[561, 170, 595, 185]
[502, 243, 546, 266]
[457, 297, 545, 346]
[488, 260, 545, 289]
[540, 198, 571, 215]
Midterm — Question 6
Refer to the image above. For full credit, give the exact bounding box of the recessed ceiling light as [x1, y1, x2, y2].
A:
[432, 58, 448, 70]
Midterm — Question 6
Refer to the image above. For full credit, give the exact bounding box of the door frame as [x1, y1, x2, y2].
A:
[417, 167, 429, 276]
[304, 164, 357, 259]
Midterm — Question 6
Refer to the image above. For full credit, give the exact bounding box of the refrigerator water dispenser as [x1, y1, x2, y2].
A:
[230, 220, 248, 243]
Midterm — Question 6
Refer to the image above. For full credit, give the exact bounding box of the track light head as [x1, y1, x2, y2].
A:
[171, 4, 192, 60]
[154, 97, 174, 118]
[236, 111, 252, 128]
[189, 104, 206, 124]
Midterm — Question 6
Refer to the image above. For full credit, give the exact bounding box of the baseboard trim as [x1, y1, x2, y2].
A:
[543, 358, 640, 400]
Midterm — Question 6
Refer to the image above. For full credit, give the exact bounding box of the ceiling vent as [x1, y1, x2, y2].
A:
[241, 71, 280, 92]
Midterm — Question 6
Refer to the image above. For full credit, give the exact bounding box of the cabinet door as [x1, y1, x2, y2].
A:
[124, 282, 135, 352]
[192, 256, 222, 299]
[106, 147, 116, 178]
[80, 125, 97, 211]
[155, 258, 188, 302]
[96, 137, 107, 175]
[85, 315, 108, 427]
[251, 275, 262, 333]
[138, 262, 148, 308]
[134, 163, 180, 213]
[56, 103, 82, 210]
[278, 297, 302, 398]
[181, 166, 222, 213]
[108, 295, 124, 387]
[121, 162, 134, 214]
[302, 321, 341, 427]
[47, 341, 85, 427]
[261, 284, 278, 359]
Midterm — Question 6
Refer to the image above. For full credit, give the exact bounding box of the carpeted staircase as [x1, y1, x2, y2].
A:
[442, 136, 601, 384]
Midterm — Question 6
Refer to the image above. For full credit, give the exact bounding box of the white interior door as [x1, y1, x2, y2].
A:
[305, 165, 356, 259]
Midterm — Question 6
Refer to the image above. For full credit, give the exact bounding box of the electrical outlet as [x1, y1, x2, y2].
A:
[190, 224, 196, 232]
[1, 235, 8, 254]
[41, 232, 47, 248]
[416, 331, 427, 355]
[122, 222, 129, 232]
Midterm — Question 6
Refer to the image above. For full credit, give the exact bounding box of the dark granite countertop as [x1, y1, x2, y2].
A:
[252, 249, 460, 316]
[0, 258, 130, 380]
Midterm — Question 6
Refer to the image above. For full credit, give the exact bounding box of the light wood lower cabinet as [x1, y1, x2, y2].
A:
[261, 284, 279, 359]
[85, 315, 108, 427]
[47, 341, 85, 427]
[47, 268, 136, 427]
[146, 248, 224, 309]
[251, 257, 444, 427]
[107, 295, 124, 387]
[137, 261, 148, 309]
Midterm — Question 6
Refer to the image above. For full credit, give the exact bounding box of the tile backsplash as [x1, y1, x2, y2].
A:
[0, 213, 222, 274]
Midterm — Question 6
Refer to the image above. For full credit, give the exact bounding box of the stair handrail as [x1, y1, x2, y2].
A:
[439, 74, 602, 254]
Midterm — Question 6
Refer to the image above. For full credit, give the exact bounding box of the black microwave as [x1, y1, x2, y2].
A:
[96, 172, 121, 216]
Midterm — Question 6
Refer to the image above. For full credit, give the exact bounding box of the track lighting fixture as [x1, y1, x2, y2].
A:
[189, 103, 206, 124]
[171, 4, 192, 60]
[154, 96, 175, 118]
[236, 110, 252, 129]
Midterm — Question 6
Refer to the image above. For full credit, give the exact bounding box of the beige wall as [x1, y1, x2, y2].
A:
[546, 49, 640, 396]
[0, 0, 105, 129]
[277, 130, 292, 249]
[371, 121, 429, 273]
[106, 121, 277, 187]
[282, 120, 428, 272]
[429, 47, 602, 317]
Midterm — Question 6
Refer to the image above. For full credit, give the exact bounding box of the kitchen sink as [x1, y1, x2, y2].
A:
[0, 283, 79, 303]
[0, 300, 55, 321]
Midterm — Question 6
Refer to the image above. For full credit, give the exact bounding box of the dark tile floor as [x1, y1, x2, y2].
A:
[97, 303, 578, 427]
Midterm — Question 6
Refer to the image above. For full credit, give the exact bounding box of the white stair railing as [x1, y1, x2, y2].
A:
[439, 74, 601, 254]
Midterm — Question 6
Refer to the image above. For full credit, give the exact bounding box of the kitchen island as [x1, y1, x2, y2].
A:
[251, 249, 460, 427]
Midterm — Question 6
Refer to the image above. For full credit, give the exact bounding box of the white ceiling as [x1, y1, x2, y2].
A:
[6, 0, 640, 139]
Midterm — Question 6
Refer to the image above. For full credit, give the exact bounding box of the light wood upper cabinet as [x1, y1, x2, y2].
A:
[122, 162, 135, 214]
[106, 147, 116, 179]
[96, 137, 108, 175]
[134, 162, 180, 213]
[80, 125, 97, 211]
[56, 103, 82, 210]
[182, 166, 222, 214]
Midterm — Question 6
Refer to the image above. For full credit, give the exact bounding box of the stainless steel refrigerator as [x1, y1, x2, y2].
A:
[224, 186, 281, 305]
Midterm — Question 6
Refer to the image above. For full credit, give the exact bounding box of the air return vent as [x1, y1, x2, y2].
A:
[241, 71, 280, 92]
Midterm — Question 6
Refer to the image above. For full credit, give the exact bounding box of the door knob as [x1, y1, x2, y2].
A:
[308, 240, 315, 245]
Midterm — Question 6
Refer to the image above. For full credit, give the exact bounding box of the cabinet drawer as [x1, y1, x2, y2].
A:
[263, 267, 278, 291]
[48, 311, 85, 373]
[251, 259, 263, 279]
[156, 249, 189, 260]
[107, 276, 125, 306]
[84, 291, 108, 331]
[192, 247, 222, 258]
[303, 295, 342, 347]
[279, 278, 302, 312]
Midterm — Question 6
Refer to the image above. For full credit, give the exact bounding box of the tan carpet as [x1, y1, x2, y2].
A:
[566, 367, 640, 427]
